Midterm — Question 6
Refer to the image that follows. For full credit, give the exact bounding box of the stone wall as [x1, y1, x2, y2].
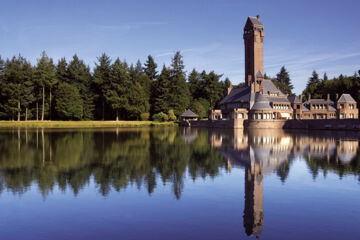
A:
[184, 118, 360, 131]
[285, 119, 360, 130]
[245, 119, 360, 130]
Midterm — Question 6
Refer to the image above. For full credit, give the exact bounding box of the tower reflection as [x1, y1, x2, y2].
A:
[208, 128, 359, 237]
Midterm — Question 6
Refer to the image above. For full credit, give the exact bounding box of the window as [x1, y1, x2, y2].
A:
[350, 104, 354, 109]
[340, 114, 344, 119]
[340, 104, 344, 109]
[237, 113, 243, 119]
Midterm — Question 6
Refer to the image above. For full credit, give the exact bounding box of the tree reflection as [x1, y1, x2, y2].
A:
[0, 128, 228, 198]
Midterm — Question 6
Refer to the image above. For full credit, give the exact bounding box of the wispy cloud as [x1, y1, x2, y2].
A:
[22, 21, 167, 32]
[155, 43, 222, 58]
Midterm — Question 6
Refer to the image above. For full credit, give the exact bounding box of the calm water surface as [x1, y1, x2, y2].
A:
[0, 127, 360, 240]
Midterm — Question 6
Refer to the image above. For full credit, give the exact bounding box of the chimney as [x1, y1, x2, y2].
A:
[327, 93, 330, 101]
[308, 93, 311, 101]
[336, 93, 339, 100]
[299, 94, 303, 102]
[227, 82, 233, 95]
[256, 14, 260, 20]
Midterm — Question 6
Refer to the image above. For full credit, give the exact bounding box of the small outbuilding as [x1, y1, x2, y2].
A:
[180, 109, 199, 121]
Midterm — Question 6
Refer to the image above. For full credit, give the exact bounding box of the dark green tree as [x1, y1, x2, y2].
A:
[67, 55, 95, 120]
[106, 58, 131, 120]
[276, 66, 293, 95]
[127, 82, 148, 120]
[93, 53, 112, 120]
[152, 65, 171, 114]
[168, 52, 190, 116]
[33, 52, 57, 120]
[303, 70, 321, 100]
[202, 71, 223, 108]
[54, 82, 83, 120]
[143, 55, 157, 81]
[188, 69, 202, 100]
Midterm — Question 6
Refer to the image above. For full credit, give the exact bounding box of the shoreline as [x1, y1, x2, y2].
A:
[0, 121, 177, 128]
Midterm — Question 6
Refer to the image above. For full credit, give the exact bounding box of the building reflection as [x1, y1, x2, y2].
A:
[208, 128, 360, 237]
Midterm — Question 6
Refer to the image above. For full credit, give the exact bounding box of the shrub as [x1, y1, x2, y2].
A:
[152, 112, 168, 122]
[168, 109, 177, 121]
[141, 113, 150, 121]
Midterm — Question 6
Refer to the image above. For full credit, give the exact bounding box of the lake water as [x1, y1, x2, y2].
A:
[0, 127, 359, 240]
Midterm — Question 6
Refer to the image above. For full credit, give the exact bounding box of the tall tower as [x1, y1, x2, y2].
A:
[243, 15, 265, 92]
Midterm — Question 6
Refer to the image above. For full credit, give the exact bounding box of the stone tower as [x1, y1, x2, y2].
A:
[243, 15, 265, 93]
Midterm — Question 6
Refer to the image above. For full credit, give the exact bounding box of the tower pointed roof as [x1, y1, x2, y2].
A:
[246, 15, 263, 26]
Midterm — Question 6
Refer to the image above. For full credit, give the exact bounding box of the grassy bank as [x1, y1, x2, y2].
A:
[0, 121, 177, 128]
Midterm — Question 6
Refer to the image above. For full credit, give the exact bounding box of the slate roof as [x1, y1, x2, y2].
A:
[219, 80, 288, 105]
[248, 16, 263, 26]
[287, 95, 302, 103]
[263, 80, 285, 96]
[306, 99, 334, 104]
[266, 97, 290, 103]
[181, 109, 199, 118]
[251, 93, 272, 111]
[338, 94, 356, 103]
[219, 86, 251, 105]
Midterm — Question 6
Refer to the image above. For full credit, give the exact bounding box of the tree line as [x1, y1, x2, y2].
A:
[264, 66, 360, 102]
[0, 51, 231, 121]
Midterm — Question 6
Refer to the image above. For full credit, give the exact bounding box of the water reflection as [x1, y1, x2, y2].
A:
[208, 128, 360, 237]
[0, 127, 360, 238]
[0, 128, 227, 198]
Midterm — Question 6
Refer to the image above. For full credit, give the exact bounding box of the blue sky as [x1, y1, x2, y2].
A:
[1, 0, 359, 94]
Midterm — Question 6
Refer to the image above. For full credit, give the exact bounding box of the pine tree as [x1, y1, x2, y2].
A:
[143, 55, 157, 81]
[276, 66, 293, 95]
[67, 55, 95, 120]
[1, 57, 23, 120]
[303, 70, 320, 99]
[203, 71, 223, 108]
[0, 56, 5, 118]
[168, 52, 190, 116]
[56, 58, 68, 83]
[105, 58, 131, 120]
[128, 82, 147, 120]
[55, 82, 83, 120]
[93, 53, 112, 120]
[20, 60, 35, 121]
[152, 65, 171, 114]
[33, 52, 57, 120]
[188, 69, 202, 100]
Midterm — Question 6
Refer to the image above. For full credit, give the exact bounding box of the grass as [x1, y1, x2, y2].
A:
[0, 120, 178, 128]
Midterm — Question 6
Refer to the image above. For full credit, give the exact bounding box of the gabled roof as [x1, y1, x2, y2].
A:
[287, 95, 302, 103]
[251, 93, 272, 111]
[247, 16, 263, 26]
[305, 99, 334, 104]
[338, 94, 356, 103]
[263, 80, 285, 96]
[266, 97, 290, 103]
[219, 86, 251, 105]
[181, 109, 199, 118]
